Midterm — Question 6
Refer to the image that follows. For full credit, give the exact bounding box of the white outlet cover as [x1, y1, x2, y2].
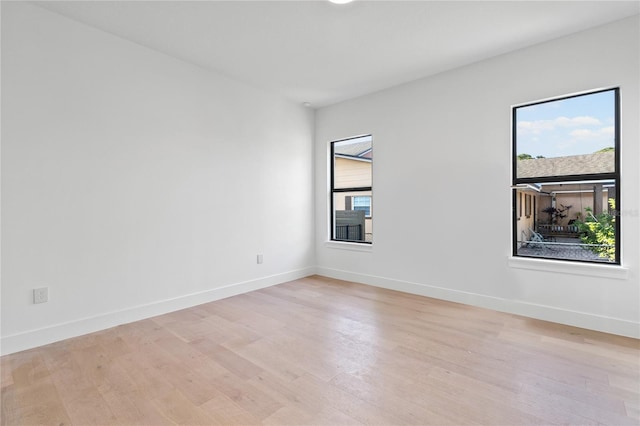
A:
[33, 287, 48, 304]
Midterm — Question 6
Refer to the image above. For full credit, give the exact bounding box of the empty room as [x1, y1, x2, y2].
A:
[1, 1, 639, 425]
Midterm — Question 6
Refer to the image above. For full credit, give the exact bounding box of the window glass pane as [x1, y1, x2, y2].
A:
[332, 191, 372, 242]
[514, 180, 616, 263]
[515, 90, 615, 179]
[333, 136, 372, 190]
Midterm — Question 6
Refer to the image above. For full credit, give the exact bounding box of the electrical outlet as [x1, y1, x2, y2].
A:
[33, 287, 48, 304]
[257, 254, 263, 264]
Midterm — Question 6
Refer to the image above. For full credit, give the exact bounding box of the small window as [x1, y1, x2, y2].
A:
[331, 135, 372, 243]
[352, 196, 372, 217]
[512, 88, 620, 264]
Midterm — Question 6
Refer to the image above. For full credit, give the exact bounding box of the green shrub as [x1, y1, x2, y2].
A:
[574, 199, 616, 261]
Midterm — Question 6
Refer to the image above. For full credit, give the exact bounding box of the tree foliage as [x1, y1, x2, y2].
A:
[596, 147, 615, 153]
[517, 153, 545, 160]
[574, 199, 616, 261]
[542, 204, 571, 224]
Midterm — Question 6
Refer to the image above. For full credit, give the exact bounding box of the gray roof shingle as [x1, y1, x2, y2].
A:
[517, 151, 614, 178]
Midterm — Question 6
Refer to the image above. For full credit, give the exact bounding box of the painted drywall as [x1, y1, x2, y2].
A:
[315, 16, 640, 337]
[1, 2, 315, 354]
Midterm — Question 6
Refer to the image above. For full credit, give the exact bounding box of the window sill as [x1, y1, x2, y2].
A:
[325, 241, 373, 252]
[508, 256, 628, 280]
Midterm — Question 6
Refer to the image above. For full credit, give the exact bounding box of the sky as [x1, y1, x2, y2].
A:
[515, 89, 615, 158]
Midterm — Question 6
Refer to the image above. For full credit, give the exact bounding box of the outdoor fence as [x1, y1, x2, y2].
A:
[336, 224, 363, 241]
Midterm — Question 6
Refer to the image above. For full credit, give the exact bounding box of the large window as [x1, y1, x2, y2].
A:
[512, 88, 620, 264]
[331, 135, 373, 243]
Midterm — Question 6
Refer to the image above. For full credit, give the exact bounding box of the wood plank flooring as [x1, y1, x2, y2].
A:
[2, 275, 639, 425]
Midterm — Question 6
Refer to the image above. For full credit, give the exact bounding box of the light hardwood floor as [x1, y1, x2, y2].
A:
[2, 275, 639, 425]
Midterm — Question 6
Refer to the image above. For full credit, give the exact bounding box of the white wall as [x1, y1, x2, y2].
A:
[1, 2, 315, 355]
[315, 16, 640, 338]
[2, 4, 638, 357]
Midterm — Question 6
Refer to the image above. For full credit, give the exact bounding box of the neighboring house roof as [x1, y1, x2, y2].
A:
[517, 151, 614, 178]
[335, 140, 372, 159]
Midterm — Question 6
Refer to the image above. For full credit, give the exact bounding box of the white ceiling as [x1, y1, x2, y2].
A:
[33, 1, 640, 108]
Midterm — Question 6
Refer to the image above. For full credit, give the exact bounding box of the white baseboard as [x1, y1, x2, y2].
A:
[315, 267, 640, 339]
[0, 267, 315, 356]
[4, 265, 636, 356]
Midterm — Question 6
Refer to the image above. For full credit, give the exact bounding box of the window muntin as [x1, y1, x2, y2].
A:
[331, 135, 372, 243]
[512, 88, 619, 264]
